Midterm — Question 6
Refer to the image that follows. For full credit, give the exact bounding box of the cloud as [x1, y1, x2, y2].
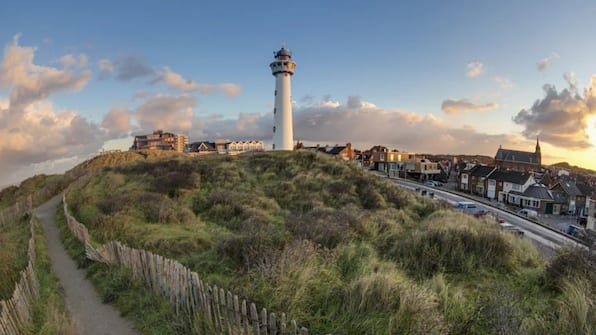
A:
[58, 54, 88, 68]
[101, 107, 132, 138]
[466, 62, 485, 78]
[563, 71, 578, 92]
[537, 53, 559, 72]
[441, 99, 499, 115]
[218, 83, 242, 97]
[493, 76, 514, 89]
[0, 35, 107, 186]
[0, 34, 92, 113]
[96, 55, 155, 81]
[513, 76, 596, 149]
[152, 67, 242, 96]
[134, 94, 196, 133]
[290, 96, 522, 154]
[178, 95, 524, 156]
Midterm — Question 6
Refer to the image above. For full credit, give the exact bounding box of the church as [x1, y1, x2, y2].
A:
[494, 139, 542, 172]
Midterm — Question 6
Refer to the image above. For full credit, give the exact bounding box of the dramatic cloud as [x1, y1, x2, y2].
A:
[152, 67, 242, 96]
[537, 53, 559, 72]
[0, 35, 106, 186]
[441, 99, 499, 115]
[466, 62, 485, 78]
[0, 34, 92, 113]
[291, 96, 520, 154]
[513, 76, 596, 149]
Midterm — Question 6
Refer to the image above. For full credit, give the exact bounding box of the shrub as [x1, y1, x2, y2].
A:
[544, 247, 596, 292]
[286, 208, 359, 248]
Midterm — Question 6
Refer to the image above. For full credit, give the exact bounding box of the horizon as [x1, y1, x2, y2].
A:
[1, 1, 596, 186]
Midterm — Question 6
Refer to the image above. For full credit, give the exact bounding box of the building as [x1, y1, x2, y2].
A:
[306, 143, 356, 160]
[550, 180, 584, 215]
[494, 139, 542, 171]
[187, 141, 217, 154]
[187, 140, 264, 155]
[588, 199, 595, 231]
[270, 45, 296, 151]
[487, 169, 535, 202]
[226, 140, 265, 154]
[130, 130, 176, 151]
[459, 165, 495, 193]
[175, 134, 189, 153]
[372, 150, 416, 175]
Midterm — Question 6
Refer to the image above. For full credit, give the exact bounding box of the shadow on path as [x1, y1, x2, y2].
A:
[34, 194, 140, 335]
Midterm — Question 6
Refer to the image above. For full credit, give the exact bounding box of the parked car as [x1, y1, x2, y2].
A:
[454, 201, 488, 217]
[499, 222, 524, 237]
[518, 209, 538, 219]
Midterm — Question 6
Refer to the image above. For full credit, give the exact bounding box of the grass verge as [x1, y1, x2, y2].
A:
[55, 203, 191, 335]
[31, 218, 78, 335]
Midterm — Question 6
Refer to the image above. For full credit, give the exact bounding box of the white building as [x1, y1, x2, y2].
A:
[270, 45, 296, 150]
[588, 199, 595, 232]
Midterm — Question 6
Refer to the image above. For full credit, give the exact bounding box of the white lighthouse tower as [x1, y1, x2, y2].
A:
[270, 45, 296, 150]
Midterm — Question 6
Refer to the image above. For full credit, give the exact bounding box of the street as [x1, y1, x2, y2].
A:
[386, 176, 586, 257]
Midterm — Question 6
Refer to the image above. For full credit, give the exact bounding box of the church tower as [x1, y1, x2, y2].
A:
[535, 138, 542, 165]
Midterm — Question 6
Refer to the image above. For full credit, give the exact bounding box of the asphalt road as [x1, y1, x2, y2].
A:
[388, 177, 585, 256]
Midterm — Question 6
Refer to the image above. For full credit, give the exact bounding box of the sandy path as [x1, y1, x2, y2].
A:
[35, 194, 140, 335]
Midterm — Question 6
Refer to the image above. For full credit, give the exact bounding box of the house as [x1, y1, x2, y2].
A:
[305, 143, 356, 160]
[550, 181, 583, 215]
[371, 150, 416, 174]
[510, 184, 554, 213]
[588, 199, 596, 231]
[494, 139, 541, 171]
[459, 165, 495, 194]
[576, 183, 594, 216]
[188, 140, 264, 155]
[487, 169, 535, 202]
[188, 141, 217, 154]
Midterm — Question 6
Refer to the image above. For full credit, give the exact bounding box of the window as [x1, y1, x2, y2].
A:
[275, 90, 277, 96]
[273, 126, 276, 133]
[272, 144, 275, 150]
[273, 107, 276, 114]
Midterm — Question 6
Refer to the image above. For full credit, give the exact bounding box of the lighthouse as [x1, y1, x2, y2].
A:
[270, 45, 296, 150]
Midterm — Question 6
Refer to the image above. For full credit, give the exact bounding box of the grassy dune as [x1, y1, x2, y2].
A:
[64, 151, 595, 334]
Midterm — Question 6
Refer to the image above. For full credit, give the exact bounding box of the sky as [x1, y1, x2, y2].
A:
[1, 0, 596, 186]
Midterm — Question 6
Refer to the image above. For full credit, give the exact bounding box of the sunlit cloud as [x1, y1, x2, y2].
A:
[151, 67, 242, 96]
[441, 99, 499, 115]
[513, 75, 596, 149]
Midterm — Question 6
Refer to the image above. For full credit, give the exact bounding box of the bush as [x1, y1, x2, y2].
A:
[287, 208, 359, 248]
[545, 247, 596, 292]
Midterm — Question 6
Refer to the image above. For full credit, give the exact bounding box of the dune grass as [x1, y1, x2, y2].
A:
[59, 150, 596, 334]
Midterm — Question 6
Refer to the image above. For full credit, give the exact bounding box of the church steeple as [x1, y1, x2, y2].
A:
[535, 138, 541, 165]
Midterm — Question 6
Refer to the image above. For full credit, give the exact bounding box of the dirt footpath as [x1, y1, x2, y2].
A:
[35, 194, 140, 335]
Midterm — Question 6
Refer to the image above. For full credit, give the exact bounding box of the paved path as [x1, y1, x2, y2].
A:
[35, 194, 140, 335]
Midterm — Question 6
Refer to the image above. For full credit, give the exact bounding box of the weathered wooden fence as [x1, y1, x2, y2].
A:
[63, 194, 311, 334]
[0, 198, 40, 335]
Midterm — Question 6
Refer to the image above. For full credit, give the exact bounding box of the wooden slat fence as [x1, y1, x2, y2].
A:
[63, 194, 311, 334]
[0, 197, 40, 335]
